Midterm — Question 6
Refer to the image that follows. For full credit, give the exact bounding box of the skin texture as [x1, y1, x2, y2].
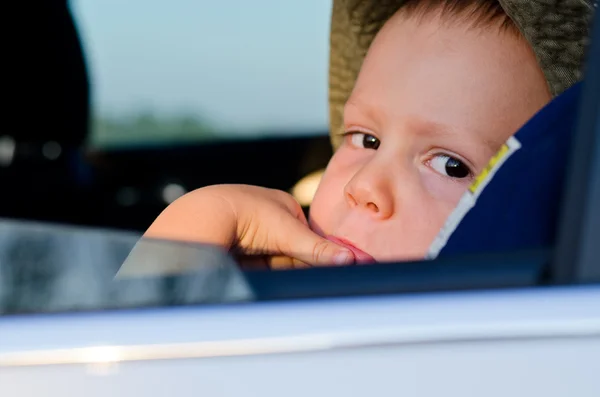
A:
[309, 9, 551, 262]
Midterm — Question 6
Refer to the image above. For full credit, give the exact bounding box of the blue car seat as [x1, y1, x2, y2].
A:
[437, 82, 583, 257]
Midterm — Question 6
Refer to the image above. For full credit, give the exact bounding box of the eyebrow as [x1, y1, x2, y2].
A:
[408, 118, 502, 152]
[343, 99, 381, 128]
[345, 98, 501, 152]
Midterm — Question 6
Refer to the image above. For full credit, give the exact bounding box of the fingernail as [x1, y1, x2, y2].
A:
[333, 250, 354, 265]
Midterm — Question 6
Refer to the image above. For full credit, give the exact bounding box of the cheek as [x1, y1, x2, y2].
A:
[420, 171, 469, 208]
[374, 173, 466, 261]
[309, 173, 343, 232]
[376, 199, 453, 262]
[309, 153, 354, 232]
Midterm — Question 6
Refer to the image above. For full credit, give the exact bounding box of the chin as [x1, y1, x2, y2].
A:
[370, 245, 427, 263]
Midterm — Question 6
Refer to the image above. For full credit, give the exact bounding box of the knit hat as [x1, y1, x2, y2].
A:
[328, 0, 596, 149]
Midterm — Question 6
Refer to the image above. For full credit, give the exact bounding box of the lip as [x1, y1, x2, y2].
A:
[326, 235, 376, 264]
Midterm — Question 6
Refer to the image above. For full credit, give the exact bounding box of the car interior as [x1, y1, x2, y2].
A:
[0, 0, 599, 315]
[3, 0, 334, 230]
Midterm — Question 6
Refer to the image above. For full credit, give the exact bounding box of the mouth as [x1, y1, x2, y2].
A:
[326, 235, 376, 264]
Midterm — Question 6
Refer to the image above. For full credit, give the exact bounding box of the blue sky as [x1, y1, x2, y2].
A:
[69, 0, 332, 135]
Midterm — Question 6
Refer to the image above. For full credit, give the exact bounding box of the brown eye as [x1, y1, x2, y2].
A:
[350, 132, 380, 150]
[430, 154, 471, 179]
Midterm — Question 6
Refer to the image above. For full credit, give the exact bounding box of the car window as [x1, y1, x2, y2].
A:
[69, 0, 332, 149]
[0, 218, 260, 315]
[1, 0, 598, 318]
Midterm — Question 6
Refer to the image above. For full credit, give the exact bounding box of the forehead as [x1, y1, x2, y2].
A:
[347, 10, 549, 142]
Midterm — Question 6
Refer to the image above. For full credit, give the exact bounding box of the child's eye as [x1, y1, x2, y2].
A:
[429, 154, 471, 179]
[347, 132, 380, 150]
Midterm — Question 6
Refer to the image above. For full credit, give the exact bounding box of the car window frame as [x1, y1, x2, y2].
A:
[552, 10, 600, 285]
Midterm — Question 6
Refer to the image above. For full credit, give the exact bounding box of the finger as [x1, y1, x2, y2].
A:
[290, 258, 312, 269]
[279, 194, 309, 226]
[274, 216, 355, 266]
[236, 254, 308, 271]
[268, 255, 311, 270]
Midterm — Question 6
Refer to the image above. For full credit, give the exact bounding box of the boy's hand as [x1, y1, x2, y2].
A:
[144, 184, 355, 269]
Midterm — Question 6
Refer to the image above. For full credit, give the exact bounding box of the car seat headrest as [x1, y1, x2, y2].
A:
[7, 2, 89, 147]
[429, 82, 583, 258]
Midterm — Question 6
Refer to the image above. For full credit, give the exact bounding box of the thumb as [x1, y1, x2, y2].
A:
[275, 216, 356, 266]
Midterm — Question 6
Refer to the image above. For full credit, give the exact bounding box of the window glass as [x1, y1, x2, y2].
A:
[69, 0, 332, 149]
[2, 1, 596, 318]
[0, 219, 252, 315]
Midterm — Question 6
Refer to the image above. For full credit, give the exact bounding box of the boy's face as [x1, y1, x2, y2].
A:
[309, 10, 551, 262]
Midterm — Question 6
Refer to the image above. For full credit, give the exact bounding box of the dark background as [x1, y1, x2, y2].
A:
[2, 0, 333, 232]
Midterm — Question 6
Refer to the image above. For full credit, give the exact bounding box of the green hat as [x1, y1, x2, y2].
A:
[328, 0, 596, 149]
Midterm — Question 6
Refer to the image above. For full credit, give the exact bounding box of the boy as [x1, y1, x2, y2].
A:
[128, 0, 592, 270]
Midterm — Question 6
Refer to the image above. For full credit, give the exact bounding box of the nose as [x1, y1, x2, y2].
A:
[344, 158, 396, 220]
